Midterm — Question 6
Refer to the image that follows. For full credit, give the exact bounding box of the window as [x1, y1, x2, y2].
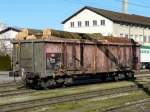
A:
[101, 20, 105, 25]
[125, 24, 129, 28]
[70, 22, 74, 27]
[85, 21, 89, 27]
[125, 34, 128, 38]
[139, 35, 143, 42]
[120, 34, 123, 37]
[148, 36, 150, 43]
[143, 36, 147, 43]
[135, 35, 137, 41]
[78, 21, 82, 27]
[130, 35, 133, 39]
[120, 24, 123, 27]
[93, 20, 97, 26]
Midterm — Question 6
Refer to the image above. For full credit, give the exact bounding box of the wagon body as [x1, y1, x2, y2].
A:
[45, 39, 140, 76]
[12, 37, 140, 80]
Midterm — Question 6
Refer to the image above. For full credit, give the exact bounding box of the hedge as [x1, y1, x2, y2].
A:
[0, 55, 11, 71]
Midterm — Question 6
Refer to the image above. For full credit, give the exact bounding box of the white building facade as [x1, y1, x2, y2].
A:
[0, 27, 20, 55]
[62, 6, 150, 45]
[113, 23, 150, 45]
[63, 9, 113, 36]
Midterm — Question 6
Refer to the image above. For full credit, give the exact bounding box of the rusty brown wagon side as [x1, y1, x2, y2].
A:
[10, 36, 140, 88]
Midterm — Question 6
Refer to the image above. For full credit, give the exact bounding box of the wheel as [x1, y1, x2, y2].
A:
[56, 78, 64, 85]
[40, 81, 48, 89]
[118, 73, 125, 80]
[101, 75, 107, 82]
[127, 72, 134, 79]
[64, 78, 73, 86]
[114, 75, 119, 81]
[142, 65, 146, 69]
[46, 79, 57, 88]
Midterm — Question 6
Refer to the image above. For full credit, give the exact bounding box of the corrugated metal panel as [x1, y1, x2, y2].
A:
[34, 43, 45, 77]
[20, 43, 33, 72]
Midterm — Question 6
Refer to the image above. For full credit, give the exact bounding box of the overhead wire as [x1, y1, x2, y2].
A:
[64, 0, 150, 9]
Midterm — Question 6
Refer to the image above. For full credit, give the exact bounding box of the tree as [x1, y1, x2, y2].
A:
[0, 38, 12, 56]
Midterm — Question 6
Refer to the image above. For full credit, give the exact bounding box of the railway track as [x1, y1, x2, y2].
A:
[0, 88, 36, 97]
[0, 84, 149, 112]
[0, 73, 149, 98]
[102, 98, 150, 112]
[0, 82, 22, 88]
[0, 73, 148, 111]
[135, 69, 150, 75]
[0, 81, 28, 97]
[137, 69, 150, 74]
[0, 82, 23, 94]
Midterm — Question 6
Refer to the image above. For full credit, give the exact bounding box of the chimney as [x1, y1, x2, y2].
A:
[123, 0, 128, 14]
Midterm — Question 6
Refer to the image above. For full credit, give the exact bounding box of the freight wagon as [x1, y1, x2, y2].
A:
[10, 31, 140, 88]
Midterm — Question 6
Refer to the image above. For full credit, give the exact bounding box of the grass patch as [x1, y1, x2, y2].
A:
[0, 81, 135, 105]
[0, 80, 149, 106]
[30, 91, 150, 112]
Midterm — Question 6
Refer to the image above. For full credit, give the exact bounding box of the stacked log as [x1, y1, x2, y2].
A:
[16, 28, 43, 40]
[16, 29, 28, 40]
[26, 35, 37, 40]
[42, 28, 51, 39]
[16, 28, 83, 40]
[42, 28, 83, 39]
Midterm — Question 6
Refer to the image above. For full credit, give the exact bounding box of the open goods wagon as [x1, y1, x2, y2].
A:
[11, 32, 140, 88]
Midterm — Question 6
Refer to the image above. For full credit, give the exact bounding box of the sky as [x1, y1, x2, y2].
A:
[0, 0, 150, 30]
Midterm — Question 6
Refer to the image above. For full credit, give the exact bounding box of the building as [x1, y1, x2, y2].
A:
[0, 27, 20, 55]
[62, 6, 150, 45]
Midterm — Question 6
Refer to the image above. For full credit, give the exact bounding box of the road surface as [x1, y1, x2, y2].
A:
[0, 71, 21, 83]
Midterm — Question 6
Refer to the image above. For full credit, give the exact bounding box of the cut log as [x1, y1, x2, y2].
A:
[16, 29, 28, 40]
[26, 35, 37, 40]
[16, 28, 42, 40]
[42, 28, 51, 39]
[16, 32, 25, 40]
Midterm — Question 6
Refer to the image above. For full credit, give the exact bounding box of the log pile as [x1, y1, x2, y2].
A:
[16, 29, 43, 40]
[16, 28, 103, 40]
[15, 28, 133, 43]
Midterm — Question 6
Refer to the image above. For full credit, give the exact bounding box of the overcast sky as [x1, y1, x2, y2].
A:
[0, 0, 150, 30]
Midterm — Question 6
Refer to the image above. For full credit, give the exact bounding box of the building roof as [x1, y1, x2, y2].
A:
[62, 6, 150, 27]
[0, 27, 21, 34]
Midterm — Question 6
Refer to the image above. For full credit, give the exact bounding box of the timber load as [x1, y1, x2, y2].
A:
[16, 28, 104, 40]
[16, 28, 133, 43]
